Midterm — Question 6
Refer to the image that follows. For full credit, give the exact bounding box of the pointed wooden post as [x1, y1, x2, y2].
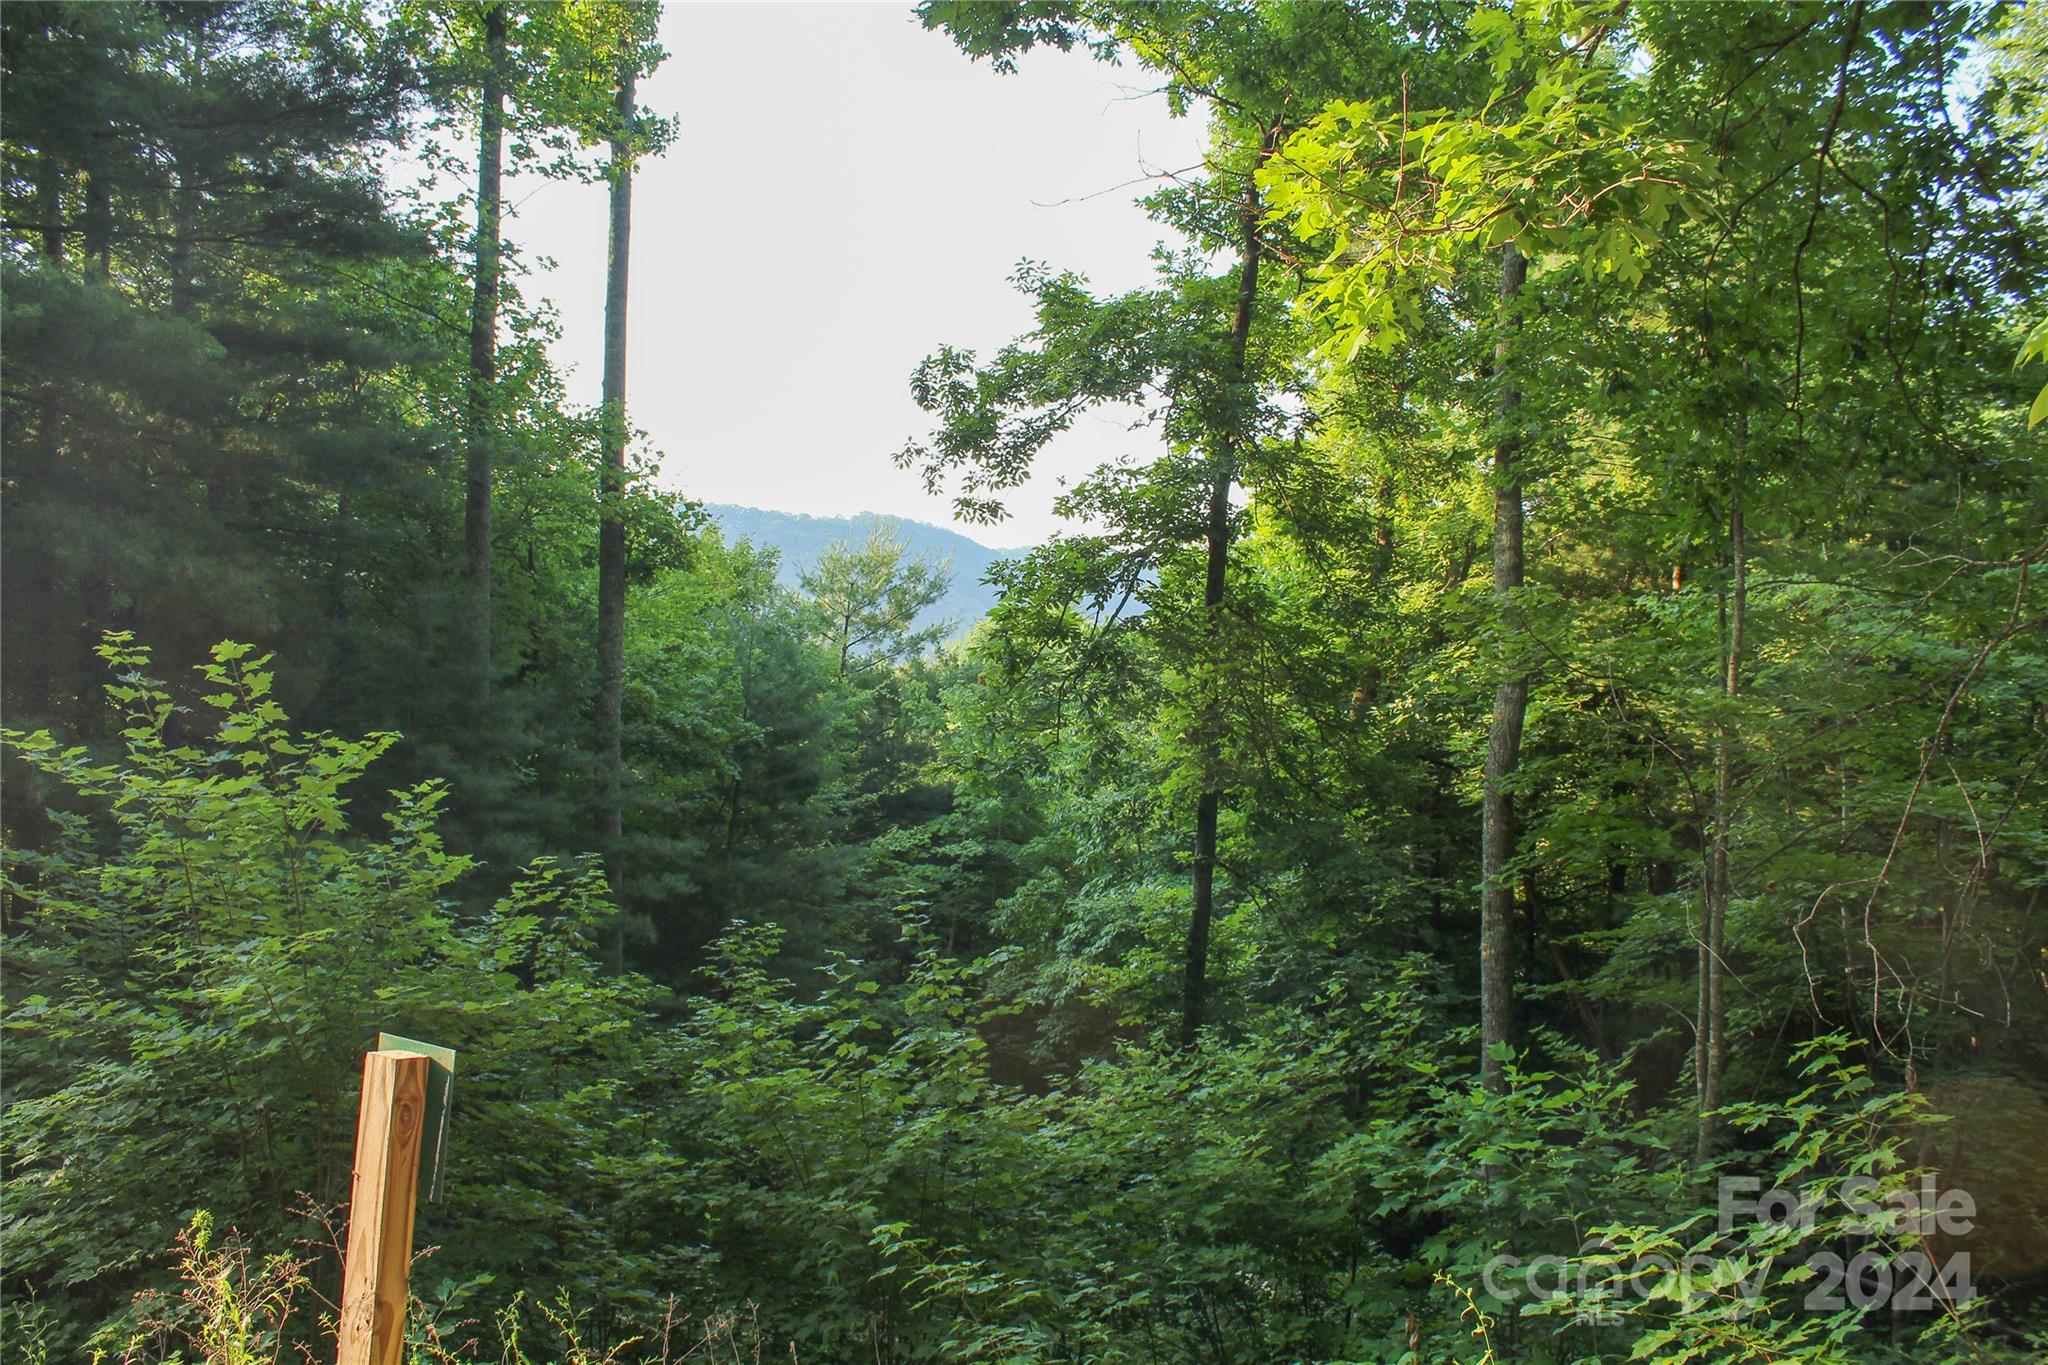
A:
[335, 1049, 429, 1365]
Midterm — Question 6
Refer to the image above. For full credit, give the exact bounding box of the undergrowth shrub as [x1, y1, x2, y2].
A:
[6, 640, 2039, 1363]
[2, 639, 658, 1357]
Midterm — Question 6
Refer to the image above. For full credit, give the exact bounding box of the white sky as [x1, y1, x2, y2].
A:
[501, 1, 1210, 549]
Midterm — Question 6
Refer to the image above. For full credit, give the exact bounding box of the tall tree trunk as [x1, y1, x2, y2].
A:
[169, 20, 204, 314]
[595, 65, 637, 968]
[37, 151, 64, 260]
[29, 152, 66, 720]
[1480, 242, 1528, 1095]
[1181, 127, 1274, 1047]
[1369, 389, 1401, 590]
[1371, 470, 1397, 588]
[463, 2, 506, 708]
[83, 170, 110, 281]
[169, 153, 200, 312]
[1697, 472, 1744, 1160]
[330, 492, 353, 625]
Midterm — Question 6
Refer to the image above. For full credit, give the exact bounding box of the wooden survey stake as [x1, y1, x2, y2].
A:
[376, 1032, 456, 1202]
[335, 1049, 429, 1365]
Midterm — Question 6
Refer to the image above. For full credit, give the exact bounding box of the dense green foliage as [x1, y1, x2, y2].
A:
[5, 2, 2047, 1362]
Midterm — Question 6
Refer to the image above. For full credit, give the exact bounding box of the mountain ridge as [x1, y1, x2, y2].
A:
[704, 503, 1012, 637]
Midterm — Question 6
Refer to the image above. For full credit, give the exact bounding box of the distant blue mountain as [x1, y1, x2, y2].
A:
[705, 504, 1011, 638]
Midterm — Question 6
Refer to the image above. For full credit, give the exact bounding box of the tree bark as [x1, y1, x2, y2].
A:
[83, 171, 110, 280]
[1480, 242, 1528, 1095]
[463, 2, 506, 708]
[169, 152, 200, 312]
[37, 151, 64, 260]
[169, 19, 205, 314]
[1697, 471, 1744, 1160]
[29, 153, 65, 720]
[595, 64, 637, 968]
[1371, 469, 1396, 588]
[1181, 127, 1274, 1047]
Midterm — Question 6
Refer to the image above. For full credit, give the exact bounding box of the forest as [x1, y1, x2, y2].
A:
[3, 1, 2047, 1362]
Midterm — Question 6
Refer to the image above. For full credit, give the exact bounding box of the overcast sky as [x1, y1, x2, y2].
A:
[498, 2, 1209, 549]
